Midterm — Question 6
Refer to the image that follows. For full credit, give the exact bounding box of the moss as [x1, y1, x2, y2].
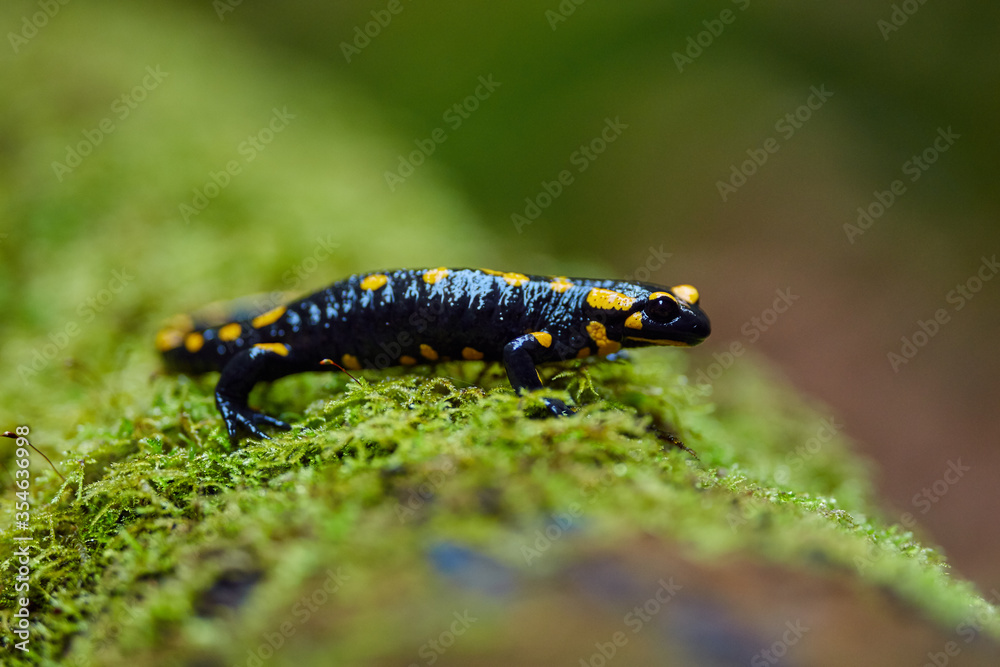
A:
[3, 349, 999, 665]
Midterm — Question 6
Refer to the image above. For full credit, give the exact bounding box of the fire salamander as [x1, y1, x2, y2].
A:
[157, 268, 710, 442]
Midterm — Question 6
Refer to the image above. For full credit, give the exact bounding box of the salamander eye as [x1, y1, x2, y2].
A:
[645, 294, 679, 321]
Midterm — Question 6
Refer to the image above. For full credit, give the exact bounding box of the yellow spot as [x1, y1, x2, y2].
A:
[549, 276, 574, 293]
[252, 305, 286, 329]
[501, 272, 529, 287]
[479, 268, 503, 276]
[586, 288, 637, 311]
[423, 267, 450, 284]
[155, 314, 195, 351]
[420, 344, 439, 361]
[218, 322, 242, 341]
[649, 291, 677, 304]
[361, 273, 388, 291]
[586, 321, 621, 356]
[576, 346, 592, 359]
[400, 355, 417, 366]
[254, 342, 290, 356]
[155, 328, 185, 352]
[531, 331, 552, 348]
[462, 347, 484, 361]
[184, 332, 205, 353]
[624, 336, 689, 347]
[672, 284, 700, 304]
[341, 354, 361, 370]
[625, 312, 643, 330]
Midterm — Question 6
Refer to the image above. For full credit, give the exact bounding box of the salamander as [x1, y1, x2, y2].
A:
[156, 268, 711, 442]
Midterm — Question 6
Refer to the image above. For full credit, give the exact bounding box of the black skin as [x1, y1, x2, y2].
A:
[158, 268, 711, 442]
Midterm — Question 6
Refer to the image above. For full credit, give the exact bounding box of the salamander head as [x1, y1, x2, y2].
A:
[619, 283, 711, 347]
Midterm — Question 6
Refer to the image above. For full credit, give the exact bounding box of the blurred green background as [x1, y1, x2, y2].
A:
[2, 0, 998, 599]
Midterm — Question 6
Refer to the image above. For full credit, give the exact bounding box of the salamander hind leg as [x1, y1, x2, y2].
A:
[502, 333, 575, 418]
[214, 344, 304, 442]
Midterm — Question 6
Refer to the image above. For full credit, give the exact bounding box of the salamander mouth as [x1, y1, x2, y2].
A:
[623, 333, 706, 347]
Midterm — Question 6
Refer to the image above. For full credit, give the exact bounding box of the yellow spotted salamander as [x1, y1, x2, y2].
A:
[157, 268, 710, 441]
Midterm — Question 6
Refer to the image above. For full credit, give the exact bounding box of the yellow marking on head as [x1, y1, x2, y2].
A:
[531, 331, 553, 348]
[624, 336, 690, 347]
[549, 276, 574, 293]
[361, 273, 389, 291]
[341, 354, 362, 371]
[218, 322, 242, 341]
[400, 355, 417, 366]
[479, 268, 503, 276]
[586, 321, 621, 356]
[420, 344, 439, 361]
[423, 267, 450, 284]
[671, 284, 700, 304]
[462, 347, 484, 361]
[155, 328, 185, 352]
[624, 312, 643, 330]
[501, 272, 529, 287]
[252, 305, 286, 329]
[648, 291, 677, 303]
[576, 346, 592, 359]
[254, 342, 290, 356]
[184, 332, 205, 353]
[586, 288, 637, 311]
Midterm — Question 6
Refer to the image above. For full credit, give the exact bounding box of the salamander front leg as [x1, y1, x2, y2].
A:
[502, 333, 575, 417]
[214, 344, 302, 442]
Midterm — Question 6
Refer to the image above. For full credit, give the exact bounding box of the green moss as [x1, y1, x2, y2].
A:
[3, 349, 1000, 665]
